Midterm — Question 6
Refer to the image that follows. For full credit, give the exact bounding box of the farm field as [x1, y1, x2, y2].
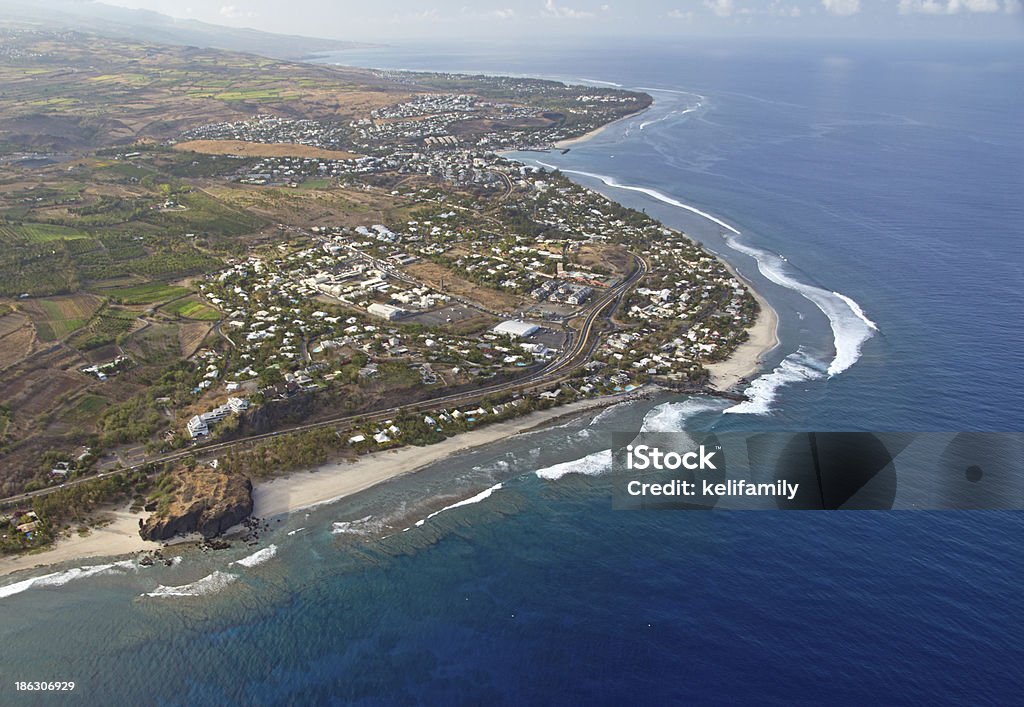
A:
[173, 140, 360, 160]
[0, 223, 91, 243]
[24, 293, 103, 341]
[161, 297, 220, 321]
[96, 282, 190, 305]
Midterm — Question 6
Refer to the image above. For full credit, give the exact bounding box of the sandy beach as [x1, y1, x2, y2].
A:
[704, 275, 779, 392]
[253, 395, 632, 518]
[554, 107, 651, 149]
[0, 506, 159, 578]
[0, 395, 635, 579]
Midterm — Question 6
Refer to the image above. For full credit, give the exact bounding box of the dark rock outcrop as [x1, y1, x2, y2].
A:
[140, 469, 253, 541]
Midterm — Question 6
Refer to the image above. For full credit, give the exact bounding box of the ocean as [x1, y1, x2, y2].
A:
[3, 38, 1023, 705]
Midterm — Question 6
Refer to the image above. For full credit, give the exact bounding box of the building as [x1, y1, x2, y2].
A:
[187, 415, 209, 438]
[367, 303, 407, 321]
[492, 320, 540, 338]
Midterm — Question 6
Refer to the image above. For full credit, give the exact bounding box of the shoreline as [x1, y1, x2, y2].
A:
[0, 85, 778, 583]
[553, 106, 651, 149]
[0, 393, 640, 580]
[252, 393, 638, 518]
[0, 507, 159, 579]
[704, 261, 780, 392]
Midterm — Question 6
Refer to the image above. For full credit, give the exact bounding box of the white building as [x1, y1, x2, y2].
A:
[492, 320, 539, 338]
[367, 303, 407, 321]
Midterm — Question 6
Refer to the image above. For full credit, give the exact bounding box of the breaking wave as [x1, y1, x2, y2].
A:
[528, 163, 878, 387]
[640, 101, 703, 130]
[0, 560, 136, 599]
[535, 449, 613, 481]
[724, 349, 827, 415]
[413, 482, 504, 527]
[231, 545, 277, 568]
[723, 236, 877, 377]
[331, 515, 376, 535]
[641, 398, 729, 432]
[143, 571, 237, 598]
[534, 163, 740, 235]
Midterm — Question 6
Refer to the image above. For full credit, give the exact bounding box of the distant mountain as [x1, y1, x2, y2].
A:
[0, 0, 375, 59]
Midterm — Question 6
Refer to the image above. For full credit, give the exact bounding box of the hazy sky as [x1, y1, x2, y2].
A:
[101, 0, 1024, 40]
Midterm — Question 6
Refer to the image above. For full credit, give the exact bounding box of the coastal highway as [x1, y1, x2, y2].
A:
[0, 255, 647, 508]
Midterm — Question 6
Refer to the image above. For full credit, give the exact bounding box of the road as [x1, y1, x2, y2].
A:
[0, 255, 647, 508]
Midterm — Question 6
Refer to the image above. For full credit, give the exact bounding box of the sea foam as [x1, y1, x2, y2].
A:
[534, 164, 741, 235]
[535, 449, 613, 480]
[641, 398, 728, 432]
[142, 570, 237, 598]
[331, 515, 376, 535]
[231, 544, 277, 568]
[0, 560, 136, 599]
[723, 236, 877, 377]
[414, 482, 504, 527]
[724, 349, 826, 415]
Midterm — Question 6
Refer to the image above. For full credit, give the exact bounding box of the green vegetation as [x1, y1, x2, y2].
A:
[162, 297, 220, 320]
[67, 305, 137, 350]
[100, 281, 189, 305]
[0, 223, 91, 243]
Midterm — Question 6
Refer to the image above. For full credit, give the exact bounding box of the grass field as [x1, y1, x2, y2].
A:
[98, 282, 190, 305]
[29, 294, 103, 342]
[162, 297, 221, 321]
[69, 394, 109, 421]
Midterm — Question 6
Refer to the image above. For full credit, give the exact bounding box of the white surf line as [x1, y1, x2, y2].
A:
[413, 482, 504, 528]
[533, 163, 741, 236]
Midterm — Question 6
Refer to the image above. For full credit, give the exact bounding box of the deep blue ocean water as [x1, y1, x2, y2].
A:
[3, 39, 1023, 705]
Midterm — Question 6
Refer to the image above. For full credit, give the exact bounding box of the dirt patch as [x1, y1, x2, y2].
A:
[179, 321, 213, 358]
[174, 140, 362, 160]
[0, 320, 35, 370]
[406, 261, 527, 314]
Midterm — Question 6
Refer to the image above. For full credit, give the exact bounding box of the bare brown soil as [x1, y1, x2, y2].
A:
[174, 140, 362, 160]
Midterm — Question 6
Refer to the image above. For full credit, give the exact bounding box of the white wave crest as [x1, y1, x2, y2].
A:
[331, 515, 375, 535]
[588, 401, 632, 426]
[231, 544, 277, 568]
[574, 77, 623, 87]
[538, 165, 741, 235]
[723, 236, 877, 377]
[287, 527, 306, 536]
[414, 482, 504, 527]
[724, 349, 826, 415]
[641, 398, 728, 432]
[0, 560, 136, 599]
[143, 570, 237, 598]
[535, 449, 613, 481]
[833, 291, 879, 331]
[640, 103, 702, 130]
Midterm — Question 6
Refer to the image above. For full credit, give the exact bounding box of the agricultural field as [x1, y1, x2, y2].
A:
[23, 293, 103, 342]
[64, 393, 110, 424]
[161, 297, 220, 321]
[173, 140, 360, 160]
[97, 281, 190, 305]
[0, 223, 91, 243]
[67, 305, 139, 350]
[123, 322, 183, 364]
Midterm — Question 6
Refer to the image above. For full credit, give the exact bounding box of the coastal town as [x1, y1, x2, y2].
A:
[0, 29, 760, 558]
